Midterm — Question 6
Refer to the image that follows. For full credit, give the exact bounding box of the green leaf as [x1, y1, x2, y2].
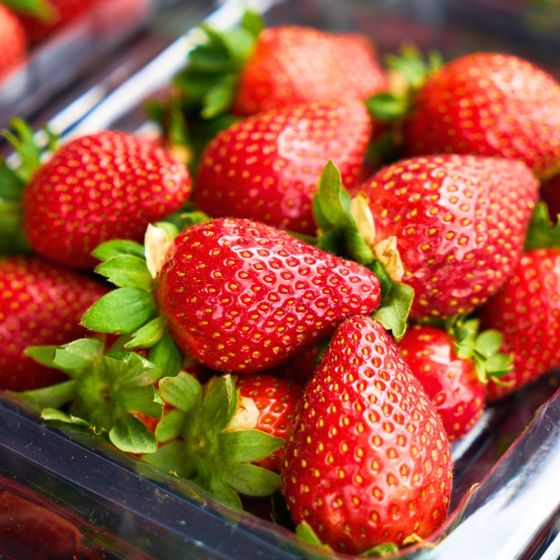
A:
[109, 414, 157, 454]
[219, 429, 283, 463]
[315, 161, 356, 231]
[201, 375, 237, 431]
[142, 440, 191, 478]
[11, 380, 77, 411]
[155, 409, 187, 443]
[159, 372, 201, 413]
[2, 0, 53, 19]
[221, 462, 281, 497]
[295, 522, 332, 551]
[385, 45, 439, 90]
[53, 338, 104, 372]
[525, 201, 560, 250]
[241, 10, 264, 37]
[366, 92, 409, 121]
[106, 352, 162, 388]
[361, 542, 399, 557]
[149, 333, 183, 377]
[0, 160, 25, 198]
[24, 345, 58, 368]
[125, 316, 165, 349]
[92, 239, 146, 262]
[3, 119, 46, 182]
[475, 330, 503, 357]
[81, 288, 157, 334]
[201, 75, 238, 119]
[219, 27, 256, 66]
[121, 387, 163, 418]
[41, 408, 89, 426]
[373, 282, 414, 340]
[367, 260, 393, 299]
[95, 255, 152, 291]
[206, 474, 243, 510]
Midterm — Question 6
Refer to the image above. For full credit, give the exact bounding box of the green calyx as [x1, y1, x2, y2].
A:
[143, 373, 283, 510]
[0, 119, 59, 256]
[1, 0, 54, 20]
[446, 316, 513, 384]
[366, 45, 443, 122]
[313, 162, 414, 340]
[15, 338, 164, 453]
[525, 201, 560, 250]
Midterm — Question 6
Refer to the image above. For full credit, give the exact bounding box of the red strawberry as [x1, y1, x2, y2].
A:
[23, 131, 192, 270]
[195, 100, 374, 235]
[404, 53, 560, 179]
[236, 374, 302, 471]
[232, 27, 388, 115]
[18, 0, 100, 44]
[154, 218, 381, 373]
[540, 174, 560, 220]
[282, 316, 453, 554]
[479, 249, 560, 400]
[0, 5, 26, 81]
[0, 256, 106, 391]
[355, 155, 538, 319]
[399, 324, 486, 440]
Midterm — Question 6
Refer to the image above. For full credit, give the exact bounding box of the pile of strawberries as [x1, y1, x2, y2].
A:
[0, 0, 102, 81]
[2, 10, 560, 557]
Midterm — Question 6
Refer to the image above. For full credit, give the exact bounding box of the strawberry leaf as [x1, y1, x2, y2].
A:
[219, 430, 283, 463]
[81, 288, 157, 334]
[10, 380, 77, 411]
[143, 440, 191, 477]
[159, 372, 202, 413]
[295, 522, 333, 552]
[373, 282, 414, 340]
[361, 542, 399, 557]
[125, 316, 165, 349]
[120, 386, 162, 418]
[206, 475, 243, 510]
[41, 408, 89, 426]
[201, 375, 237, 430]
[2, 0, 54, 19]
[155, 409, 187, 443]
[366, 92, 408, 121]
[221, 462, 281, 497]
[92, 239, 145, 262]
[95, 255, 152, 291]
[525, 201, 560, 249]
[109, 414, 157, 454]
[149, 333, 183, 377]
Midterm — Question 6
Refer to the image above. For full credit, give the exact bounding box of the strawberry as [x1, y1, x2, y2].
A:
[232, 27, 388, 115]
[9, 129, 192, 270]
[479, 203, 560, 399]
[282, 316, 453, 554]
[17, 0, 100, 44]
[403, 53, 560, 179]
[236, 374, 302, 471]
[0, 4, 26, 81]
[354, 155, 538, 319]
[0, 256, 106, 391]
[399, 321, 511, 440]
[82, 219, 381, 374]
[195, 100, 374, 235]
[153, 219, 381, 373]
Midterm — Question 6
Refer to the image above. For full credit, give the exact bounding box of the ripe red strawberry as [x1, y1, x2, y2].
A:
[404, 53, 560, 179]
[18, 0, 100, 44]
[282, 316, 452, 554]
[154, 218, 381, 373]
[0, 256, 106, 391]
[479, 249, 560, 400]
[23, 131, 191, 270]
[355, 155, 538, 319]
[399, 324, 486, 440]
[232, 27, 388, 115]
[195, 100, 374, 235]
[0, 5, 26, 81]
[236, 374, 302, 471]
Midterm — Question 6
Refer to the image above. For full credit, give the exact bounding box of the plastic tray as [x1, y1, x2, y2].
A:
[2, 0, 560, 558]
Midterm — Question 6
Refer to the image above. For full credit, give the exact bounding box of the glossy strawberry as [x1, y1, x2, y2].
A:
[18, 0, 100, 44]
[355, 155, 538, 319]
[23, 131, 191, 270]
[399, 325, 485, 440]
[236, 374, 302, 471]
[155, 218, 381, 373]
[195, 101, 373, 235]
[404, 53, 560, 179]
[232, 27, 388, 115]
[480, 249, 560, 400]
[0, 256, 106, 391]
[283, 316, 452, 554]
[0, 5, 26, 80]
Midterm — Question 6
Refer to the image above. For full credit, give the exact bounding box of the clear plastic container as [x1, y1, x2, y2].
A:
[1, 1, 560, 558]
